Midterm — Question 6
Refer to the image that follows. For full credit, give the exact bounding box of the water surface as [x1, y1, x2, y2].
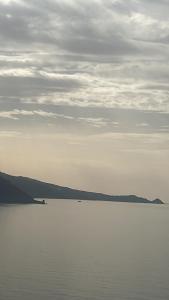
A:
[0, 199, 169, 300]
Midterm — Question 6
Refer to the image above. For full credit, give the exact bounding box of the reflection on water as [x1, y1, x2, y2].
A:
[0, 200, 169, 300]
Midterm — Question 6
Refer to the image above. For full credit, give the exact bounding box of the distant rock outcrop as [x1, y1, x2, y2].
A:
[152, 198, 164, 204]
[0, 172, 164, 205]
[0, 174, 38, 204]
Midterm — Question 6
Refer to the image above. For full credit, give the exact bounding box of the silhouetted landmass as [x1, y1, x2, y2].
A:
[0, 174, 40, 204]
[152, 198, 163, 204]
[0, 172, 164, 205]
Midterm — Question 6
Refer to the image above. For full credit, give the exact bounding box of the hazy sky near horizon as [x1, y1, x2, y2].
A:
[0, 0, 169, 201]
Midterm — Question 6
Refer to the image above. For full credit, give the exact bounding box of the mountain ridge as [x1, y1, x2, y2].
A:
[0, 172, 164, 205]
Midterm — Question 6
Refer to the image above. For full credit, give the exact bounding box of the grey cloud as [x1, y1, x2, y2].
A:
[0, 0, 167, 61]
[139, 84, 169, 91]
[0, 75, 83, 97]
[0, 103, 169, 135]
[0, 13, 30, 43]
[58, 35, 138, 56]
[0, 0, 169, 132]
[0, 0, 148, 56]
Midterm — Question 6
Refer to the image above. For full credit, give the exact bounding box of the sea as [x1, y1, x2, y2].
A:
[0, 199, 169, 300]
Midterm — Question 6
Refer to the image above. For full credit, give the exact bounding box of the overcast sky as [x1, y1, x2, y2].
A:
[0, 0, 169, 201]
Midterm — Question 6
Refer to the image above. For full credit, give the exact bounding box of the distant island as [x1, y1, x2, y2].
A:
[0, 172, 164, 205]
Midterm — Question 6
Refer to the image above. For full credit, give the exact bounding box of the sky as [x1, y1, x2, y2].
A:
[0, 0, 169, 201]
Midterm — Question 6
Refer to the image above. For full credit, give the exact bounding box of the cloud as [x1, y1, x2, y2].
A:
[0, 73, 83, 98]
[0, 109, 34, 119]
[0, 0, 169, 134]
[0, 109, 75, 120]
[78, 117, 108, 128]
[0, 130, 21, 137]
[0, 106, 168, 136]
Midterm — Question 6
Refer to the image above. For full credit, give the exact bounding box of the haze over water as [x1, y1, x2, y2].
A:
[0, 199, 169, 300]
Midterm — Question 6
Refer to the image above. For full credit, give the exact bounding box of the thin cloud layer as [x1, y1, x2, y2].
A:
[0, 0, 169, 120]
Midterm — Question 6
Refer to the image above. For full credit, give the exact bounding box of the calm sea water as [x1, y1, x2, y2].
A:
[0, 199, 169, 300]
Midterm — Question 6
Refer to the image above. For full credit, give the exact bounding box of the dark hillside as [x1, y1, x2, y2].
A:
[0, 172, 164, 205]
[0, 174, 37, 204]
